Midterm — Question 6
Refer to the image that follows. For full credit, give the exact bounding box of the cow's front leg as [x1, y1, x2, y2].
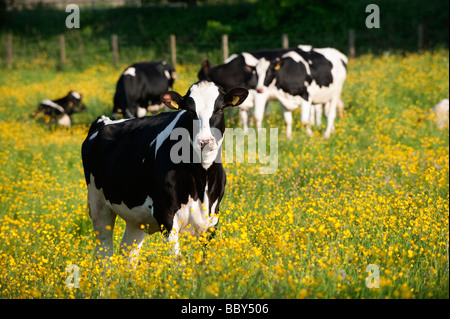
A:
[301, 100, 314, 137]
[239, 108, 249, 134]
[254, 93, 268, 132]
[283, 111, 293, 140]
[120, 222, 146, 266]
[313, 104, 323, 127]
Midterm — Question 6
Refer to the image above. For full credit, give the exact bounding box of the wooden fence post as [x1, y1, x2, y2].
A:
[348, 29, 355, 59]
[282, 33, 289, 49]
[170, 34, 176, 67]
[222, 34, 229, 62]
[59, 34, 66, 69]
[418, 23, 424, 50]
[6, 34, 13, 69]
[112, 34, 119, 69]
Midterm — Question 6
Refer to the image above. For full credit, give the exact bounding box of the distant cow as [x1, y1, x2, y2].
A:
[255, 46, 348, 138]
[82, 81, 248, 263]
[35, 91, 85, 128]
[113, 61, 177, 118]
[432, 98, 449, 129]
[198, 48, 294, 132]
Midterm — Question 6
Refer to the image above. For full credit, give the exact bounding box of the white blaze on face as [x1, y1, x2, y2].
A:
[256, 58, 271, 91]
[189, 82, 221, 169]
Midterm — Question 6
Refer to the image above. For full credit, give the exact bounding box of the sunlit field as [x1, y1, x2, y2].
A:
[0, 50, 448, 299]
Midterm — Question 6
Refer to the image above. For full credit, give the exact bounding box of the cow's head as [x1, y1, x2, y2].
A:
[161, 81, 248, 169]
[66, 91, 86, 115]
[262, 58, 284, 90]
[255, 58, 273, 94]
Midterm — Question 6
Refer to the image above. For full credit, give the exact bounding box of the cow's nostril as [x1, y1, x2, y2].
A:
[257, 87, 264, 94]
[200, 138, 215, 150]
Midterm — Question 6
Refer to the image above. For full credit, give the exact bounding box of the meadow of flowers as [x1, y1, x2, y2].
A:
[0, 50, 448, 299]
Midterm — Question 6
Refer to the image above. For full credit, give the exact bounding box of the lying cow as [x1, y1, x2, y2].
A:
[34, 91, 85, 128]
[198, 48, 294, 133]
[255, 46, 348, 139]
[113, 61, 177, 118]
[82, 81, 248, 263]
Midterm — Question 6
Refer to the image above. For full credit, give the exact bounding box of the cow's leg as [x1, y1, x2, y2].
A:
[301, 100, 314, 137]
[283, 110, 293, 140]
[162, 214, 181, 257]
[120, 222, 146, 266]
[265, 100, 271, 115]
[324, 98, 338, 139]
[254, 93, 267, 132]
[239, 108, 249, 134]
[164, 228, 181, 257]
[314, 104, 323, 127]
[89, 197, 116, 262]
[309, 104, 316, 125]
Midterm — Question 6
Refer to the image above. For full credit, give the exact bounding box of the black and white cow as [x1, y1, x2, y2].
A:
[82, 81, 248, 263]
[198, 48, 294, 132]
[113, 61, 177, 119]
[255, 46, 348, 139]
[35, 91, 85, 128]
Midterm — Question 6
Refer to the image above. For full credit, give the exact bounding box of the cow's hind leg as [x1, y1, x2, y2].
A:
[120, 222, 146, 266]
[314, 104, 323, 127]
[88, 196, 117, 263]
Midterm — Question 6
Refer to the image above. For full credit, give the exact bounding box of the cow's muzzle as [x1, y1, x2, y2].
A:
[199, 137, 215, 150]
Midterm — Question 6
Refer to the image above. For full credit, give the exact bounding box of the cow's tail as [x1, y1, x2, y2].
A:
[87, 115, 110, 136]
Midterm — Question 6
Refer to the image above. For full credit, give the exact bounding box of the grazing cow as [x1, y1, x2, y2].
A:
[82, 81, 248, 263]
[113, 61, 177, 119]
[255, 46, 348, 139]
[35, 91, 85, 128]
[198, 48, 294, 133]
[432, 98, 449, 130]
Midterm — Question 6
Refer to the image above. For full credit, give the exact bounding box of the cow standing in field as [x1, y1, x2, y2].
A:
[198, 48, 294, 133]
[34, 90, 86, 128]
[113, 61, 177, 119]
[255, 46, 348, 139]
[82, 81, 248, 263]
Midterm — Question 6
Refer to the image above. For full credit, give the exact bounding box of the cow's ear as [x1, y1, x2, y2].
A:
[161, 91, 183, 110]
[224, 87, 249, 108]
[202, 60, 211, 71]
[274, 59, 283, 70]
